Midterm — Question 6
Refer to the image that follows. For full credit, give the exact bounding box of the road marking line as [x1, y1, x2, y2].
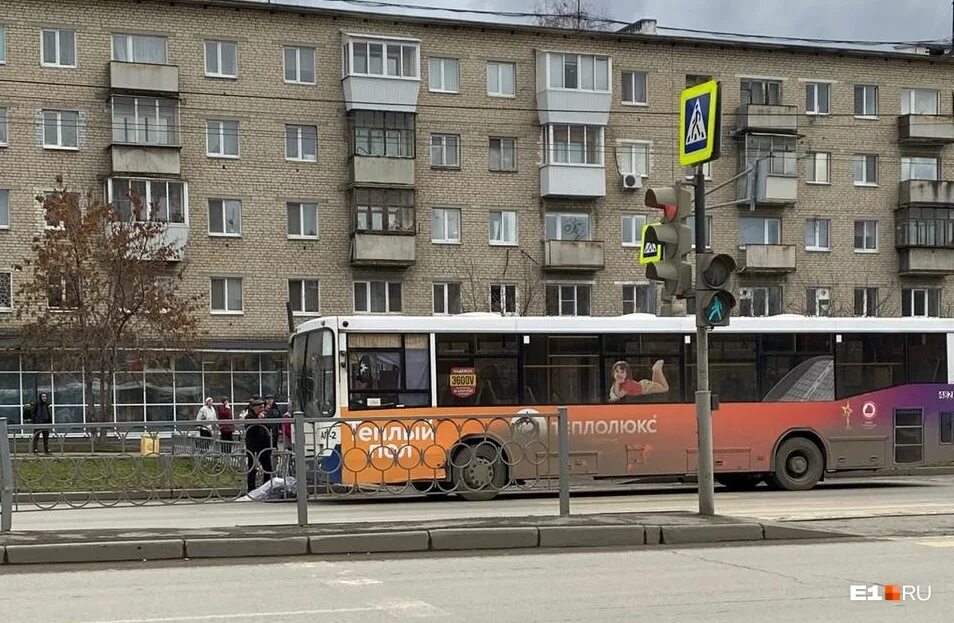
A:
[74, 601, 442, 623]
[916, 537, 954, 548]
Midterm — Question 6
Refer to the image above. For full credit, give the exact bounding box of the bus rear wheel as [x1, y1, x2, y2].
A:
[715, 473, 763, 491]
[450, 443, 507, 502]
[770, 437, 823, 491]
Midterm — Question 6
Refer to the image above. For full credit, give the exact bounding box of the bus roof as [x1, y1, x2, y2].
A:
[296, 314, 954, 336]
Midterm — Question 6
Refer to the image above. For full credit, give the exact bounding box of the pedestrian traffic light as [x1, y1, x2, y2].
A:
[696, 252, 736, 327]
[641, 185, 693, 299]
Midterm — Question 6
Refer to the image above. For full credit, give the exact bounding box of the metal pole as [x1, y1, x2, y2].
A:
[694, 165, 716, 516]
[557, 406, 570, 517]
[0, 419, 13, 532]
[293, 411, 308, 527]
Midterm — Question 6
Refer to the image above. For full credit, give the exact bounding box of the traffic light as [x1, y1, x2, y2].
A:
[641, 185, 693, 299]
[696, 253, 737, 327]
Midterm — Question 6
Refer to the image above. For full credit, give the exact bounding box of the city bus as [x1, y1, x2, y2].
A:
[289, 314, 954, 500]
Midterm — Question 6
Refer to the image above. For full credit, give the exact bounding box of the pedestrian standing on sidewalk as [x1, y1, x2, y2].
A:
[244, 398, 273, 493]
[217, 397, 234, 443]
[196, 397, 217, 438]
[31, 392, 52, 455]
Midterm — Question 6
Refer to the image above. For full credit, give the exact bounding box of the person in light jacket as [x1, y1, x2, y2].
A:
[196, 397, 217, 438]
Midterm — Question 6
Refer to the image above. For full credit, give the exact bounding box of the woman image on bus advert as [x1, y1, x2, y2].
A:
[609, 360, 669, 402]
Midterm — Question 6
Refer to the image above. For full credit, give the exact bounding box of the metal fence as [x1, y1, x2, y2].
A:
[0, 408, 571, 532]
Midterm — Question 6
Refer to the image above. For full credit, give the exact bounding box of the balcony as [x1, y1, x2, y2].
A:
[896, 207, 954, 275]
[739, 159, 797, 206]
[543, 240, 605, 271]
[351, 233, 416, 267]
[111, 222, 188, 262]
[109, 61, 179, 94]
[735, 104, 798, 134]
[540, 165, 606, 198]
[352, 156, 415, 186]
[739, 244, 796, 273]
[110, 144, 181, 176]
[535, 51, 612, 126]
[898, 115, 954, 145]
[341, 35, 421, 113]
[899, 179, 954, 206]
[898, 248, 954, 275]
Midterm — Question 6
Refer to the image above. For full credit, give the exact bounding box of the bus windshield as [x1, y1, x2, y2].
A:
[290, 328, 336, 417]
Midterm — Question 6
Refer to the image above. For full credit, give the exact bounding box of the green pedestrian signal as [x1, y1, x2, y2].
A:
[696, 253, 736, 328]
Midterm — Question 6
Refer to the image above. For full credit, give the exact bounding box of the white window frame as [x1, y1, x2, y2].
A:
[545, 52, 610, 92]
[40, 28, 76, 68]
[901, 88, 940, 116]
[41, 109, 79, 150]
[210, 277, 243, 315]
[111, 33, 168, 64]
[432, 282, 462, 315]
[544, 124, 604, 166]
[0, 24, 6, 65]
[854, 287, 879, 317]
[0, 188, 8, 228]
[806, 287, 832, 317]
[902, 288, 940, 318]
[204, 40, 237, 78]
[621, 70, 648, 106]
[430, 133, 460, 168]
[804, 82, 830, 116]
[489, 283, 517, 315]
[428, 57, 459, 93]
[431, 207, 461, 244]
[489, 210, 517, 246]
[107, 178, 189, 224]
[111, 96, 179, 146]
[854, 84, 878, 118]
[547, 284, 592, 317]
[286, 201, 318, 239]
[207, 198, 242, 237]
[804, 218, 831, 251]
[545, 212, 590, 241]
[342, 37, 420, 80]
[285, 124, 317, 162]
[206, 119, 240, 158]
[686, 214, 713, 250]
[739, 217, 781, 246]
[283, 45, 316, 85]
[0, 271, 11, 312]
[489, 137, 517, 171]
[853, 220, 878, 253]
[486, 61, 516, 97]
[739, 286, 782, 317]
[901, 156, 939, 182]
[621, 213, 646, 248]
[288, 278, 320, 316]
[617, 140, 650, 177]
[806, 151, 830, 184]
[353, 280, 402, 314]
[683, 161, 711, 180]
[621, 283, 655, 315]
[853, 154, 878, 186]
[0, 107, 7, 146]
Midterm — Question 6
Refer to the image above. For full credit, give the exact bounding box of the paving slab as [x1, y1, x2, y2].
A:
[5, 539, 184, 564]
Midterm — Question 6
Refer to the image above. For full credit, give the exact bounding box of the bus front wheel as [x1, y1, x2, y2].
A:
[770, 437, 823, 491]
[451, 443, 507, 502]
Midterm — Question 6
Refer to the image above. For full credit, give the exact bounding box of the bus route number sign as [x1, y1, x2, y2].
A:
[450, 367, 477, 398]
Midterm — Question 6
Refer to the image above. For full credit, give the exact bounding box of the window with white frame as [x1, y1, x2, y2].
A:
[902, 287, 940, 317]
[431, 207, 461, 243]
[39, 190, 80, 230]
[617, 141, 649, 177]
[283, 45, 315, 84]
[744, 134, 796, 176]
[622, 284, 655, 314]
[428, 57, 459, 92]
[42, 110, 78, 149]
[108, 178, 187, 223]
[804, 82, 830, 115]
[286, 201, 318, 238]
[740, 217, 781, 246]
[285, 124, 317, 161]
[354, 280, 402, 314]
[489, 137, 517, 171]
[901, 88, 939, 115]
[806, 287, 832, 316]
[739, 286, 782, 317]
[489, 210, 517, 245]
[741, 78, 782, 105]
[0, 189, 8, 227]
[853, 154, 878, 185]
[0, 25, 6, 64]
[289, 279, 319, 315]
[621, 213, 647, 247]
[901, 156, 939, 181]
[854, 84, 878, 117]
[683, 161, 711, 180]
[206, 119, 239, 157]
[112, 96, 178, 145]
[211, 277, 243, 314]
[853, 220, 878, 251]
[545, 284, 591, 316]
[344, 39, 418, 78]
[545, 213, 590, 241]
[47, 273, 79, 309]
[622, 71, 647, 105]
[486, 61, 515, 97]
[806, 151, 830, 183]
[546, 52, 609, 91]
[543, 124, 604, 165]
[490, 284, 517, 315]
[854, 287, 879, 317]
[204, 40, 237, 78]
[112, 34, 167, 64]
[208, 198, 241, 236]
[430, 134, 460, 168]
[0, 272, 10, 311]
[685, 214, 712, 249]
[41, 28, 76, 68]
[0, 107, 6, 145]
[804, 218, 831, 251]
[433, 282, 462, 315]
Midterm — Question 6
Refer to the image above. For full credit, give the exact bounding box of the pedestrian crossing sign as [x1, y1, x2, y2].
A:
[679, 80, 721, 167]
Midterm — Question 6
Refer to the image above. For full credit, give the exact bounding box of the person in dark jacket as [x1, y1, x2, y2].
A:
[244, 398, 274, 492]
[31, 393, 52, 455]
[217, 397, 234, 443]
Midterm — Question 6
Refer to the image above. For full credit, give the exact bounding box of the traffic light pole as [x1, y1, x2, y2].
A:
[693, 165, 716, 516]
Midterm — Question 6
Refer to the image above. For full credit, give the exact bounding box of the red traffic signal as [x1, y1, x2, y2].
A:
[645, 186, 693, 223]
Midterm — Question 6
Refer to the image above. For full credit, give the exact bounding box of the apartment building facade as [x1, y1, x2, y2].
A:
[1, 0, 953, 422]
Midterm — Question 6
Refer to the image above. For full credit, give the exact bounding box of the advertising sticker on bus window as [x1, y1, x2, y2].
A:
[450, 367, 477, 398]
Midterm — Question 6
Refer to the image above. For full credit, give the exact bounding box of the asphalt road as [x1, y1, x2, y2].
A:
[0, 538, 951, 622]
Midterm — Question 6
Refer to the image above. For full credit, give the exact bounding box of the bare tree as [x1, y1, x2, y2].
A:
[533, 0, 614, 31]
[455, 248, 541, 315]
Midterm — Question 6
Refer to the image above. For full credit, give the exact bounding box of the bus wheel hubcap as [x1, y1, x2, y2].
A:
[788, 455, 808, 476]
[465, 458, 493, 488]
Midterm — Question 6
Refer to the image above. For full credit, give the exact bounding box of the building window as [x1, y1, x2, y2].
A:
[622, 284, 655, 314]
[685, 214, 713, 249]
[547, 52, 609, 91]
[283, 46, 315, 84]
[486, 61, 516, 97]
[806, 287, 832, 316]
[430, 134, 460, 168]
[490, 284, 517, 315]
[621, 213, 647, 247]
[683, 161, 711, 180]
[805, 218, 831, 251]
[206, 119, 239, 157]
[41, 110, 78, 149]
[112, 34, 167, 64]
[428, 57, 459, 93]
[853, 220, 878, 252]
[489, 137, 517, 171]
[285, 124, 317, 161]
[111, 96, 178, 146]
[740, 217, 781, 246]
[208, 199, 241, 236]
[543, 125, 604, 165]
[431, 208, 461, 243]
[618, 141, 650, 177]
[622, 71, 647, 105]
[345, 39, 418, 78]
[744, 134, 796, 176]
[433, 282, 462, 315]
[901, 156, 939, 181]
[902, 288, 941, 317]
[740, 78, 782, 105]
[545, 213, 590, 241]
[853, 154, 878, 185]
[47, 274, 79, 309]
[354, 281, 402, 314]
[545, 284, 591, 316]
[804, 82, 830, 115]
[210, 277, 243, 314]
[854, 84, 878, 117]
[0, 189, 8, 228]
[896, 207, 954, 248]
[739, 286, 782, 317]
[0, 272, 11, 311]
[204, 40, 237, 78]
[0, 107, 7, 145]
[352, 110, 414, 158]
[108, 178, 186, 223]
[489, 210, 517, 245]
[41, 28, 76, 68]
[287, 202, 318, 239]
[854, 287, 878, 317]
[0, 25, 6, 64]
[806, 151, 830, 184]
[354, 188, 414, 233]
[941, 412, 954, 445]
[289, 279, 320, 316]
[901, 88, 939, 115]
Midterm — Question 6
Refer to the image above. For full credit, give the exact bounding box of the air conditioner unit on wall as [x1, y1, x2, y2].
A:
[621, 173, 641, 190]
